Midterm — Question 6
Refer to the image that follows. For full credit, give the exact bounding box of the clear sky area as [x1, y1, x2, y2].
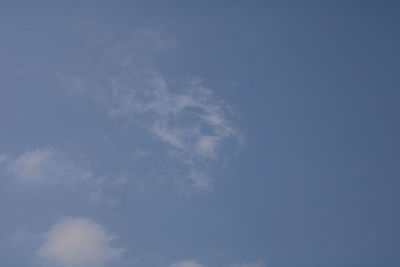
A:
[0, 1, 399, 266]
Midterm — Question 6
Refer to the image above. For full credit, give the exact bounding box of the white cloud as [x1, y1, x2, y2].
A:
[38, 217, 124, 267]
[169, 260, 206, 267]
[196, 135, 219, 157]
[8, 148, 91, 183]
[5, 148, 128, 207]
[10, 148, 55, 182]
[63, 28, 242, 192]
[230, 261, 264, 267]
[169, 260, 264, 267]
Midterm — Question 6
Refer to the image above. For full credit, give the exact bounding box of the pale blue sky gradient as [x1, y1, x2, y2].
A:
[0, 1, 400, 266]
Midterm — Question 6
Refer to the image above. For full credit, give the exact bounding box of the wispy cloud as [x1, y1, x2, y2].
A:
[8, 148, 91, 183]
[38, 217, 124, 267]
[230, 261, 265, 267]
[169, 260, 206, 267]
[63, 28, 242, 192]
[4, 147, 125, 207]
[169, 260, 264, 267]
[89, 174, 127, 208]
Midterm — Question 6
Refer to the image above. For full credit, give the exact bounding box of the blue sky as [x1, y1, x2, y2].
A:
[1, 1, 400, 266]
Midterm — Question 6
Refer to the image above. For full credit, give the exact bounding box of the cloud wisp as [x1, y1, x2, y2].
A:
[230, 261, 265, 267]
[38, 217, 124, 267]
[2, 147, 125, 208]
[8, 148, 91, 183]
[169, 260, 264, 267]
[169, 260, 206, 267]
[63, 28, 242, 192]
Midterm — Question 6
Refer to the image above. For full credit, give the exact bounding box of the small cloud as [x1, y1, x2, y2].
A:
[195, 136, 219, 157]
[230, 261, 264, 267]
[6, 148, 128, 207]
[38, 217, 124, 267]
[8, 148, 91, 183]
[169, 260, 206, 267]
[10, 148, 56, 182]
[167, 259, 264, 267]
[151, 121, 186, 150]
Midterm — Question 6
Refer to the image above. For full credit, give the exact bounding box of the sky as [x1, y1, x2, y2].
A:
[0, 1, 400, 266]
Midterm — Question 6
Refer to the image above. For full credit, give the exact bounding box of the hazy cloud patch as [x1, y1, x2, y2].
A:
[169, 260, 206, 267]
[169, 260, 264, 267]
[230, 261, 265, 267]
[63, 27, 242, 192]
[8, 148, 91, 183]
[4, 147, 125, 207]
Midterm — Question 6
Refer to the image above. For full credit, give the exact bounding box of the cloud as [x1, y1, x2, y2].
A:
[169, 260, 264, 267]
[38, 217, 124, 267]
[6, 147, 127, 207]
[145, 79, 240, 161]
[10, 148, 57, 182]
[88, 175, 128, 207]
[169, 260, 206, 267]
[63, 28, 242, 192]
[8, 148, 91, 183]
[230, 262, 264, 267]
